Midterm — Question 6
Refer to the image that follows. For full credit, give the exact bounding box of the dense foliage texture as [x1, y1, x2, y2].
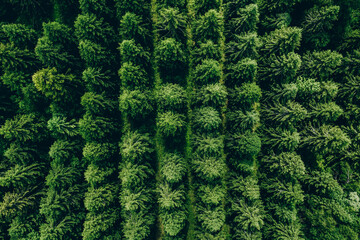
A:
[1, 0, 360, 239]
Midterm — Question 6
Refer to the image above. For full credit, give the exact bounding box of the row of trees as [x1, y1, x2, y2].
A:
[258, 1, 305, 238]
[75, 1, 121, 239]
[118, 1, 157, 239]
[0, 22, 48, 239]
[224, 1, 265, 239]
[153, 0, 189, 238]
[190, 2, 228, 239]
[35, 21, 85, 239]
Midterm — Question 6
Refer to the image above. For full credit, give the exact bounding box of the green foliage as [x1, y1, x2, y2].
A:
[0, 43, 38, 71]
[198, 185, 225, 205]
[265, 180, 304, 205]
[302, 125, 351, 155]
[193, 135, 223, 157]
[1, 1, 359, 239]
[120, 162, 153, 189]
[156, 7, 187, 41]
[3, 143, 36, 165]
[119, 62, 148, 90]
[79, 0, 110, 15]
[120, 12, 149, 44]
[160, 153, 186, 183]
[342, 45, 360, 74]
[40, 215, 80, 240]
[122, 211, 153, 240]
[263, 152, 305, 177]
[161, 209, 187, 236]
[227, 131, 261, 162]
[320, 81, 339, 102]
[301, 50, 342, 81]
[0, 188, 40, 219]
[81, 92, 116, 115]
[0, 114, 45, 142]
[120, 131, 153, 163]
[226, 58, 258, 86]
[226, 33, 260, 61]
[295, 77, 321, 101]
[40, 185, 83, 220]
[85, 164, 115, 188]
[84, 185, 117, 212]
[229, 175, 261, 201]
[35, 22, 77, 69]
[0, 164, 41, 188]
[225, 0, 258, 18]
[310, 102, 343, 123]
[260, 52, 302, 84]
[8, 214, 41, 240]
[78, 113, 116, 142]
[32, 68, 76, 101]
[229, 4, 259, 33]
[263, 128, 300, 152]
[157, 111, 186, 137]
[195, 0, 219, 15]
[119, 39, 150, 66]
[227, 110, 260, 132]
[47, 116, 78, 138]
[232, 200, 264, 231]
[79, 40, 112, 67]
[75, 14, 116, 45]
[303, 171, 343, 198]
[267, 201, 297, 223]
[46, 165, 79, 190]
[261, 27, 302, 56]
[347, 192, 360, 212]
[195, 83, 227, 108]
[303, 6, 339, 33]
[193, 154, 226, 181]
[35, 37, 75, 69]
[82, 67, 115, 92]
[193, 59, 221, 86]
[193, 40, 221, 63]
[119, 90, 153, 118]
[230, 82, 262, 109]
[158, 183, 185, 210]
[197, 205, 226, 233]
[115, 0, 146, 19]
[2, 24, 37, 49]
[259, 0, 301, 13]
[194, 10, 223, 43]
[302, 195, 358, 240]
[264, 83, 298, 104]
[120, 188, 151, 212]
[302, 6, 340, 48]
[265, 220, 304, 240]
[340, 75, 360, 103]
[1, 72, 30, 92]
[155, 38, 186, 69]
[157, 0, 186, 8]
[156, 83, 187, 111]
[234, 230, 262, 240]
[49, 140, 79, 162]
[83, 142, 117, 164]
[263, 101, 308, 126]
[263, 13, 292, 30]
[193, 107, 222, 134]
[82, 210, 120, 240]
[42, 22, 73, 46]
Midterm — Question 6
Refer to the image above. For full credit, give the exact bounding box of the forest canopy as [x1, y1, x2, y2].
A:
[1, 0, 360, 239]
